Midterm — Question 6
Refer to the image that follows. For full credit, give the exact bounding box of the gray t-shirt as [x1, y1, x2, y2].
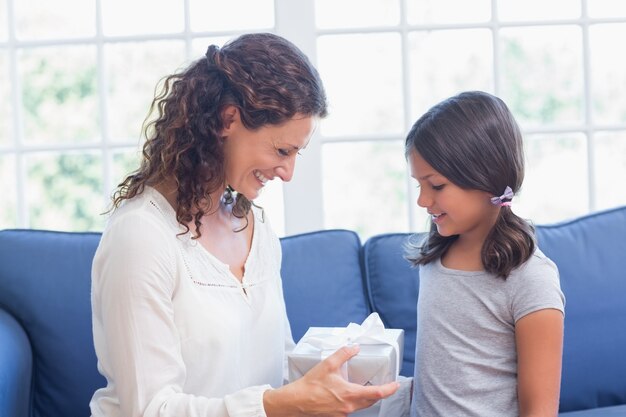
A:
[411, 250, 565, 417]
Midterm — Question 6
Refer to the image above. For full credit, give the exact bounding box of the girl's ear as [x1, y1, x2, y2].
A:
[220, 105, 240, 136]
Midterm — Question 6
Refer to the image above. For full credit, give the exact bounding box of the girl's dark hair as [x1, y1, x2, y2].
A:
[404, 91, 535, 278]
[111, 33, 327, 237]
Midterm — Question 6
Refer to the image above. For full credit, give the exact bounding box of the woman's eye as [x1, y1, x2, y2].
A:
[432, 184, 445, 191]
[277, 148, 290, 157]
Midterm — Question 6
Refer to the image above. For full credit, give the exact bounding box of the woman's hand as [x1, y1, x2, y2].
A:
[263, 345, 400, 417]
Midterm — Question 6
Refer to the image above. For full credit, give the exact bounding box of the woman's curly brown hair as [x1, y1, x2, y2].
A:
[111, 33, 328, 237]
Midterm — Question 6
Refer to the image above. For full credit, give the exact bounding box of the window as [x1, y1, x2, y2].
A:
[314, 0, 626, 238]
[0, 0, 283, 233]
[1, 0, 625, 240]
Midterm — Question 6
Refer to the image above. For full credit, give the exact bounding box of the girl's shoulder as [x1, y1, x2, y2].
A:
[523, 248, 558, 274]
[506, 249, 565, 321]
[507, 248, 560, 289]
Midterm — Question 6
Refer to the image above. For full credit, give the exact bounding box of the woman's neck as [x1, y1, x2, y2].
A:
[153, 179, 248, 237]
[153, 179, 227, 215]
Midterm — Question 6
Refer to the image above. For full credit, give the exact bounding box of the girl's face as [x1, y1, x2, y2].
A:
[408, 149, 499, 244]
[220, 107, 316, 201]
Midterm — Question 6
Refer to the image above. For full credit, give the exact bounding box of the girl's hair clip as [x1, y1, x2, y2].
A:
[491, 186, 514, 207]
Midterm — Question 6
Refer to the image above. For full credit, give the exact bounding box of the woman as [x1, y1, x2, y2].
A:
[90, 33, 399, 417]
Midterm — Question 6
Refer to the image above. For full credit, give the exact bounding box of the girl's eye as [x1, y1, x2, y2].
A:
[277, 148, 290, 157]
[432, 184, 445, 191]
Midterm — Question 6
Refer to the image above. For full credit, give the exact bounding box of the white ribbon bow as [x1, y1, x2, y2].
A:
[300, 312, 400, 376]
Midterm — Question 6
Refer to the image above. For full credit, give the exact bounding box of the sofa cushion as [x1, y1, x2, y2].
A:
[363, 232, 423, 376]
[536, 206, 626, 412]
[281, 229, 370, 342]
[0, 229, 105, 417]
[559, 404, 626, 416]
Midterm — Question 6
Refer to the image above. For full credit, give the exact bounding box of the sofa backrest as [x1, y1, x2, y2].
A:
[363, 206, 626, 413]
[362, 232, 424, 376]
[536, 205, 626, 412]
[0, 229, 105, 417]
[280, 229, 370, 342]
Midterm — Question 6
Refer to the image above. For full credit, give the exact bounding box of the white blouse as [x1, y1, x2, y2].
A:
[90, 186, 294, 417]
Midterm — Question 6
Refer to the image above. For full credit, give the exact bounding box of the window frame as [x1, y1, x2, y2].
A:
[1, 0, 625, 236]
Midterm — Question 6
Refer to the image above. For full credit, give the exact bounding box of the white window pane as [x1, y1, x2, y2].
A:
[322, 141, 408, 240]
[500, 26, 583, 127]
[0, 49, 12, 147]
[102, 0, 183, 36]
[588, 1, 626, 18]
[254, 180, 285, 238]
[317, 33, 403, 137]
[594, 132, 626, 210]
[0, 0, 7, 41]
[190, 0, 274, 32]
[25, 152, 104, 231]
[105, 41, 186, 142]
[111, 148, 141, 192]
[407, 0, 490, 24]
[14, 0, 95, 40]
[590, 24, 626, 125]
[408, 29, 493, 121]
[516, 133, 589, 223]
[19, 46, 99, 144]
[0, 154, 17, 228]
[497, 0, 580, 21]
[315, 0, 399, 29]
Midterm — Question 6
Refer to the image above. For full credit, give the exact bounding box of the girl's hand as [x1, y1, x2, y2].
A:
[263, 345, 400, 417]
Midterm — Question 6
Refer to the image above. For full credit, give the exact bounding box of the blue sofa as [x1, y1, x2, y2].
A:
[1, 206, 625, 417]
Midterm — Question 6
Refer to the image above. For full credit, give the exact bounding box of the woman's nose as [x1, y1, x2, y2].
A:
[275, 156, 296, 182]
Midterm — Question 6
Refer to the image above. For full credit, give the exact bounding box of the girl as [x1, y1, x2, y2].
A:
[405, 91, 565, 417]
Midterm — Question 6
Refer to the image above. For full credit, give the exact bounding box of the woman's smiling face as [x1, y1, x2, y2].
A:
[220, 106, 317, 201]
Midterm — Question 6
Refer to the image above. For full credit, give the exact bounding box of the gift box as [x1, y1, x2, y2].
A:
[287, 313, 404, 417]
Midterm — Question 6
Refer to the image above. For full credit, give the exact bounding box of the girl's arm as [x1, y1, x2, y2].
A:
[515, 308, 564, 417]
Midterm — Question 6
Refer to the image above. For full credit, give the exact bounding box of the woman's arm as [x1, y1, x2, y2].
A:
[515, 308, 564, 417]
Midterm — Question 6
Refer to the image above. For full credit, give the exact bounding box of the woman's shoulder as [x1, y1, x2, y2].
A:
[108, 187, 178, 229]
[100, 187, 181, 249]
